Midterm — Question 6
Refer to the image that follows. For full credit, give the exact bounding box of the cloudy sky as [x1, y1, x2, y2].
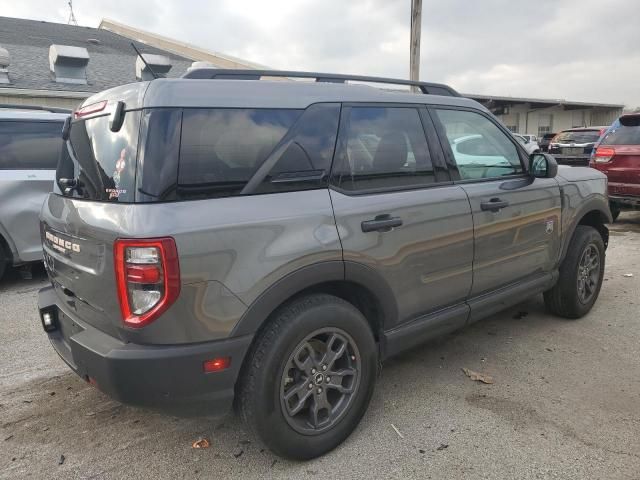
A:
[1, 0, 638, 107]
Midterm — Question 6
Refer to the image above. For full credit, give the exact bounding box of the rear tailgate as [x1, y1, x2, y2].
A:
[41, 194, 130, 338]
[605, 146, 640, 197]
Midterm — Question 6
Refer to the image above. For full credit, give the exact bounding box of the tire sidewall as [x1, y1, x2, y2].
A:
[561, 227, 606, 317]
[248, 296, 377, 459]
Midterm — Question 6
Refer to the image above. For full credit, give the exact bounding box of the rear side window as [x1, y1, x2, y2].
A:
[332, 107, 436, 191]
[0, 121, 64, 169]
[61, 111, 141, 202]
[178, 109, 300, 199]
[601, 120, 640, 145]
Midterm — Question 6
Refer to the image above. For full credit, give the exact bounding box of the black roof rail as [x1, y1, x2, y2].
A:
[181, 68, 460, 97]
[0, 103, 72, 114]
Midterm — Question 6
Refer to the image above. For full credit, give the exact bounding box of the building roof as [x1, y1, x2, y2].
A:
[467, 93, 624, 110]
[0, 16, 193, 94]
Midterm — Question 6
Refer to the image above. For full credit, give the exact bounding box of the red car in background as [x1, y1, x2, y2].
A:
[590, 113, 640, 220]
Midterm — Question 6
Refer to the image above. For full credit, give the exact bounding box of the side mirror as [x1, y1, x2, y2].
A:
[530, 153, 558, 179]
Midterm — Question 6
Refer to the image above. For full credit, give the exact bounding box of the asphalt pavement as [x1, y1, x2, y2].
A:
[1, 212, 639, 480]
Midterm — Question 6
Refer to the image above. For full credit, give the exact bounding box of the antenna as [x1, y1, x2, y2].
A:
[67, 0, 78, 25]
[130, 42, 159, 79]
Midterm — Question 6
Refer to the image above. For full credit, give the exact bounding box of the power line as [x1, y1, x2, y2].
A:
[67, 0, 78, 26]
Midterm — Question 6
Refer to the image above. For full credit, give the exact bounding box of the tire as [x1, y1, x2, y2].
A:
[544, 225, 605, 318]
[238, 293, 377, 460]
[609, 205, 621, 222]
[0, 243, 7, 280]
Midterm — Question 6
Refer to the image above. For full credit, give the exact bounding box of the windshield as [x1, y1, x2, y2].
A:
[553, 130, 601, 144]
[57, 111, 141, 202]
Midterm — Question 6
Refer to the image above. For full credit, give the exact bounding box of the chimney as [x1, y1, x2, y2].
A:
[49, 44, 89, 84]
[135, 54, 172, 81]
[0, 46, 9, 84]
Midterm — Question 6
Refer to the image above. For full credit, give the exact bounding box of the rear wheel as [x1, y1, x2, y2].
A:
[238, 294, 377, 460]
[544, 225, 605, 318]
[609, 203, 621, 222]
[0, 243, 7, 280]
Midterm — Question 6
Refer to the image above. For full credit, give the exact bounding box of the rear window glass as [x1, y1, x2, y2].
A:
[0, 121, 64, 169]
[554, 130, 601, 144]
[600, 121, 640, 145]
[60, 111, 141, 202]
[178, 109, 301, 198]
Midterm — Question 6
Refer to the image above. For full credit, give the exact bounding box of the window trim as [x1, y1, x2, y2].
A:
[426, 105, 530, 184]
[0, 119, 66, 170]
[328, 103, 453, 196]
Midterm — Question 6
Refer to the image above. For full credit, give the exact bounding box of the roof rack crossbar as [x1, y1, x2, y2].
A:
[181, 69, 460, 97]
[0, 103, 71, 114]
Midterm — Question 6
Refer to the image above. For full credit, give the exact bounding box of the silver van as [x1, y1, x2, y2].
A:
[0, 106, 70, 278]
[38, 70, 611, 459]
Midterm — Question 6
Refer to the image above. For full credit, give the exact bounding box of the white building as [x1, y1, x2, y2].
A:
[468, 94, 623, 137]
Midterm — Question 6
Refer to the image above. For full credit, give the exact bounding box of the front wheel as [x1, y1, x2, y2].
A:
[238, 294, 377, 460]
[544, 225, 605, 318]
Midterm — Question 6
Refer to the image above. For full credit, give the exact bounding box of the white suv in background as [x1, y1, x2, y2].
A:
[514, 133, 541, 155]
[0, 105, 70, 279]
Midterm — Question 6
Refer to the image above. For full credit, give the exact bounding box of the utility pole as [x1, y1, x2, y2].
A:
[410, 0, 422, 91]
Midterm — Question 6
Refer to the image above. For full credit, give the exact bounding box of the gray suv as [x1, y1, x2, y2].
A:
[38, 70, 611, 459]
[0, 105, 70, 279]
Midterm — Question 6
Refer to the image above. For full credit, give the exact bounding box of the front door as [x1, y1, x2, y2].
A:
[329, 105, 474, 329]
[430, 107, 562, 297]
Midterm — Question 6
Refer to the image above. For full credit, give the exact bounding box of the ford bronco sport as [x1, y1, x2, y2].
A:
[38, 69, 611, 460]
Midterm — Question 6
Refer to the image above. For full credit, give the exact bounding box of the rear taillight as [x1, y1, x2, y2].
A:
[594, 146, 615, 163]
[114, 238, 180, 328]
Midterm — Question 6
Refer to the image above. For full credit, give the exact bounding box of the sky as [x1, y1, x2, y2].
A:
[1, 0, 637, 107]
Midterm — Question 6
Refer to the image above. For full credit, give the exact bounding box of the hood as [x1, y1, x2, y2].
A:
[556, 165, 607, 182]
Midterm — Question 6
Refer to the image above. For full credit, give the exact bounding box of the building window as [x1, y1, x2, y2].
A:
[505, 125, 518, 133]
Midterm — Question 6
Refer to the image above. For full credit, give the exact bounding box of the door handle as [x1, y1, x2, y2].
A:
[480, 198, 509, 212]
[361, 214, 403, 233]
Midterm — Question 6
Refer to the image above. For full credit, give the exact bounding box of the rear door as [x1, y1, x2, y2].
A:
[430, 107, 562, 299]
[329, 104, 474, 330]
[41, 108, 143, 338]
[0, 120, 62, 262]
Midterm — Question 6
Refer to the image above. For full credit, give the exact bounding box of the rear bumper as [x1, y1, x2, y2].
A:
[38, 286, 252, 415]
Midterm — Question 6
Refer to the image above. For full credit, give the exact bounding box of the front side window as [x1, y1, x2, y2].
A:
[178, 108, 301, 199]
[0, 121, 64, 170]
[434, 109, 523, 180]
[332, 107, 436, 191]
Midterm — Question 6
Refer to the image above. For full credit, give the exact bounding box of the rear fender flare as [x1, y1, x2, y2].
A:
[230, 260, 398, 337]
[560, 196, 612, 264]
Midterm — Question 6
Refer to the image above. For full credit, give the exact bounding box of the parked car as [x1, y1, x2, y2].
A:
[0, 105, 70, 279]
[539, 132, 557, 152]
[590, 113, 640, 220]
[548, 126, 608, 166]
[514, 133, 541, 155]
[38, 69, 611, 460]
